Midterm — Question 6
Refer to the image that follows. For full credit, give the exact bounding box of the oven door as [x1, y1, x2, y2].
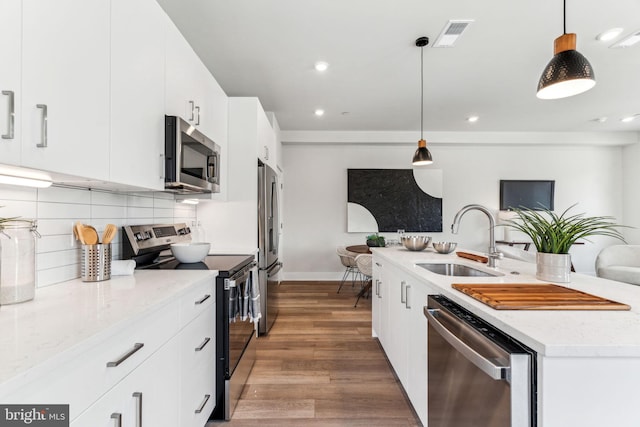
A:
[225, 265, 258, 376]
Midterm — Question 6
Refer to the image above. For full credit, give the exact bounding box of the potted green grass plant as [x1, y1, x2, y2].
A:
[504, 205, 626, 282]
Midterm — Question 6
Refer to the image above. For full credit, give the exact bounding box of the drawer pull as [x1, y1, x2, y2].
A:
[106, 343, 144, 367]
[194, 294, 211, 305]
[195, 394, 211, 414]
[133, 392, 142, 427]
[195, 337, 211, 352]
[111, 413, 122, 427]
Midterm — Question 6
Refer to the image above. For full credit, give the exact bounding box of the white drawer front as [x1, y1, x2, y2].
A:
[179, 276, 215, 328]
[179, 307, 216, 427]
[9, 300, 180, 422]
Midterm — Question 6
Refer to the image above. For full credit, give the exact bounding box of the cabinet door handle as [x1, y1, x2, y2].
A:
[195, 394, 211, 414]
[159, 153, 165, 179]
[377, 281, 382, 299]
[36, 104, 47, 147]
[111, 413, 122, 427]
[375, 262, 382, 267]
[188, 100, 195, 121]
[195, 106, 200, 125]
[195, 294, 211, 305]
[2, 90, 14, 140]
[400, 280, 406, 304]
[195, 337, 211, 352]
[264, 146, 269, 160]
[106, 343, 144, 367]
[133, 392, 142, 427]
[405, 285, 411, 309]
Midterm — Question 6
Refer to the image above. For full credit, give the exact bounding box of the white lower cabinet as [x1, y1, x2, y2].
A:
[71, 336, 180, 427]
[372, 255, 431, 426]
[179, 306, 216, 427]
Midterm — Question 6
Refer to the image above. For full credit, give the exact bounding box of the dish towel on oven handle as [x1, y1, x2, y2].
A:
[229, 282, 240, 322]
[241, 269, 262, 324]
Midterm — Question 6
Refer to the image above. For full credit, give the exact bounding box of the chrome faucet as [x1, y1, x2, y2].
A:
[451, 204, 503, 268]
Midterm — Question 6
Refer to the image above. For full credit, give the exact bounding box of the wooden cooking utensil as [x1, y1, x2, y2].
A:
[74, 221, 86, 245]
[82, 225, 99, 245]
[102, 224, 117, 244]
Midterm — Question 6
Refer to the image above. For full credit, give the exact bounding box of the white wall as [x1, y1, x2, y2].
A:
[281, 143, 624, 279]
[623, 142, 640, 244]
[0, 184, 196, 287]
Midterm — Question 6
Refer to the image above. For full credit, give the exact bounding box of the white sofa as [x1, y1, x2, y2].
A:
[595, 245, 640, 286]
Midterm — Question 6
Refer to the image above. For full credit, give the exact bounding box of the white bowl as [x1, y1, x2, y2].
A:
[170, 242, 210, 263]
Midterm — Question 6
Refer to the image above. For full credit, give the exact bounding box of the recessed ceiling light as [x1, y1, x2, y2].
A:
[590, 117, 608, 123]
[621, 115, 639, 123]
[596, 28, 623, 42]
[314, 61, 329, 72]
[610, 30, 640, 48]
[314, 109, 325, 117]
[466, 115, 479, 123]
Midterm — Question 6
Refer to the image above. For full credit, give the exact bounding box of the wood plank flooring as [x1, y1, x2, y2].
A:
[208, 281, 421, 426]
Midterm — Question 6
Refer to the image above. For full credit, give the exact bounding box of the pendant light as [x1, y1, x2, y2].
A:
[536, 0, 595, 99]
[412, 36, 433, 166]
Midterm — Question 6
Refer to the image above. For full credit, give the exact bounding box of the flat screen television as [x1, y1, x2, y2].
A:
[499, 180, 555, 211]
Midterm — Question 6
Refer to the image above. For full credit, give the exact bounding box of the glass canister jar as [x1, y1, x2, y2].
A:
[0, 220, 40, 304]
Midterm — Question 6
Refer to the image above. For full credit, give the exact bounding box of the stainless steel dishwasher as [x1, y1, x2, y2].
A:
[424, 295, 536, 427]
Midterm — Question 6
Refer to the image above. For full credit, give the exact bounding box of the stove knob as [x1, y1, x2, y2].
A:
[134, 232, 143, 241]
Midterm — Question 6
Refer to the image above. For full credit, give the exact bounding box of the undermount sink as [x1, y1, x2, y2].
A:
[416, 262, 503, 277]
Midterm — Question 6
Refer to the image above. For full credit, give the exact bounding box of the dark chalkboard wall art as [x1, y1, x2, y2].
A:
[347, 169, 443, 232]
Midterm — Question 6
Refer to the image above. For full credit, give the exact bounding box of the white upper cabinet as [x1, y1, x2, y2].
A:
[0, 0, 21, 165]
[110, 0, 166, 190]
[20, 0, 110, 180]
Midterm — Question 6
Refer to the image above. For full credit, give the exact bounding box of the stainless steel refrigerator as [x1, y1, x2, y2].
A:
[258, 162, 281, 335]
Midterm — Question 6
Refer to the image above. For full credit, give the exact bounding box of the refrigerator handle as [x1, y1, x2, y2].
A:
[270, 178, 279, 255]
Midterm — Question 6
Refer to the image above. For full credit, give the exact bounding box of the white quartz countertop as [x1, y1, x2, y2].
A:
[0, 269, 216, 389]
[372, 246, 640, 358]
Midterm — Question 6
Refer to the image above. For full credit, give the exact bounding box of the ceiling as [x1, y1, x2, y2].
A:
[157, 0, 640, 135]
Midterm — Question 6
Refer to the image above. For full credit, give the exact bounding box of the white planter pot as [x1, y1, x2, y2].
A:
[536, 253, 571, 283]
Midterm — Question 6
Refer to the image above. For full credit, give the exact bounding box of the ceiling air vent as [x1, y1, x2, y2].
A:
[433, 19, 474, 48]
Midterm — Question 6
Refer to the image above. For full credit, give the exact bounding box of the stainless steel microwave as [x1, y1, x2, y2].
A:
[165, 115, 221, 194]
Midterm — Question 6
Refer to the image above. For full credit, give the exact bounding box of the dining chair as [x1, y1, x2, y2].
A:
[336, 246, 360, 293]
[354, 254, 373, 307]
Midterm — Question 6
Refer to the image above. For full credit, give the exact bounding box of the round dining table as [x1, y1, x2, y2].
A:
[346, 244, 372, 254]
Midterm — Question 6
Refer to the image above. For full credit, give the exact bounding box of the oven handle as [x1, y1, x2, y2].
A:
[225, 261, 257, 289]
[424, 307, 509, 381]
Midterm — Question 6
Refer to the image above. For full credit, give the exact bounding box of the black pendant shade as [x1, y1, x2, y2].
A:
[412, 140, 433, 166]
[537, 48, 595, 99]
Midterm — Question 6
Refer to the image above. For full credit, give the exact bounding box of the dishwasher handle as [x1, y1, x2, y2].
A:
[424, 307, 509, 381]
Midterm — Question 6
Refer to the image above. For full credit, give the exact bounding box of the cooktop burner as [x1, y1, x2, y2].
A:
[138, 254, 255, 276]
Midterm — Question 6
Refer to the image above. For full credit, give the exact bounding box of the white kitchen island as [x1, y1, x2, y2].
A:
[372, 246, 640, 427]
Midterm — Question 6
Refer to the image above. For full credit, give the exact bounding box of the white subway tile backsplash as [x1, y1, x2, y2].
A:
[0, 200, 37, 219]
[126, 206, 154, 219]
[0, 183, 195, 287]
[37, 249, 80, 270]
[91, 204, 127, 219]
[38, 202, 92, 219]
[37, 186, 91, 204]
[126, 194, 154, 208]
[0, 187, 37, 201]
[91, 191, 127, 206]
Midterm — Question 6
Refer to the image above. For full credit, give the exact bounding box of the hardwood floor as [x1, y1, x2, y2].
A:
[208, 281, 421, 426]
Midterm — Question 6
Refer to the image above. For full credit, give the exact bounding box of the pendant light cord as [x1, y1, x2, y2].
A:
[420, 45, 424, 140]
[563, 0, 566, 34]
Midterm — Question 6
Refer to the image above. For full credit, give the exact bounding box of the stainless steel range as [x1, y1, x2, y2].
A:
[122, 223, 258, 421]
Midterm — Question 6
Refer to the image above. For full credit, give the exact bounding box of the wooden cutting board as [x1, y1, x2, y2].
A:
[452, 283, 631, 310]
